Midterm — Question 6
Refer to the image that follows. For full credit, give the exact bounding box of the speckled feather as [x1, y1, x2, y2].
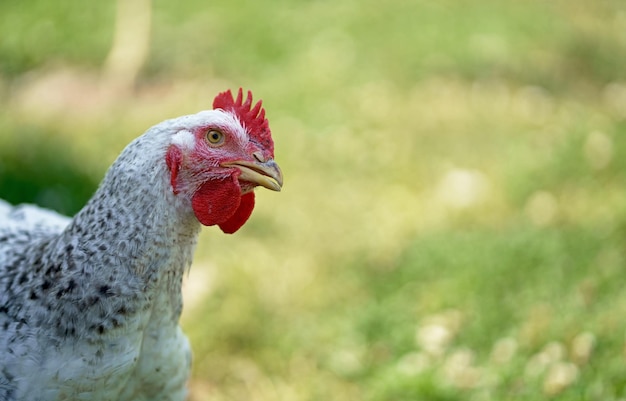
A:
[0, 92, 278, 401]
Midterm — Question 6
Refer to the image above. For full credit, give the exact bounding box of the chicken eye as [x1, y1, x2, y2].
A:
[205, 130, 225, 146]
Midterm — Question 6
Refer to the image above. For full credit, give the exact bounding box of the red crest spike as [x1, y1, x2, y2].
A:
[213, 88, 274, 157]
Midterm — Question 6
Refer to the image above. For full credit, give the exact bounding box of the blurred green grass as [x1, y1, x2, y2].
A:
[2, 0, 626, 399]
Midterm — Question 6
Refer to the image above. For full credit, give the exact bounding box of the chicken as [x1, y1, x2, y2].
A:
[0, 88, 282, 401]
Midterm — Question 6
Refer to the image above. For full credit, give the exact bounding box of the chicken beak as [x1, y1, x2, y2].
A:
[221, 159, 283, 192]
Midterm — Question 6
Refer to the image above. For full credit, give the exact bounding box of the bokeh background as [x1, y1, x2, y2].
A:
[2, 0, 626, 399]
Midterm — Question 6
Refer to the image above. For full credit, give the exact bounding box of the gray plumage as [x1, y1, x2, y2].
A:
[0, 94, 282, 401]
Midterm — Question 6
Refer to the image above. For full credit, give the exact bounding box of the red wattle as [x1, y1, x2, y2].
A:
[191, 176, 256, 233]
[192, 177, 242, 227]
[218, 192, 255, 234]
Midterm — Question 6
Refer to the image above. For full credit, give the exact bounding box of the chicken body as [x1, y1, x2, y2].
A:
[0, 90, 281, 400]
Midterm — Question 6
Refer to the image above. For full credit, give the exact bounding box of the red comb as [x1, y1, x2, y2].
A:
[213, 88, 274, 156]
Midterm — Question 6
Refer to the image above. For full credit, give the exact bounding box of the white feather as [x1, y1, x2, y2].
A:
[170, 130, 196, 150]
[0, 199, 70, 232]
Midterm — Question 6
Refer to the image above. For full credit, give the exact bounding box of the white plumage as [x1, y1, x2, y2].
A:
[0, 89, 282, 400]
[0, 199, 70, 231]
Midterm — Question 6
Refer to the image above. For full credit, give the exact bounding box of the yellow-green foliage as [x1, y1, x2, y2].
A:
[1, 0, 626, 399]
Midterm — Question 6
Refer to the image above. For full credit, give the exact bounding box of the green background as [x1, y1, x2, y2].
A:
[1, 0, 626, 399]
